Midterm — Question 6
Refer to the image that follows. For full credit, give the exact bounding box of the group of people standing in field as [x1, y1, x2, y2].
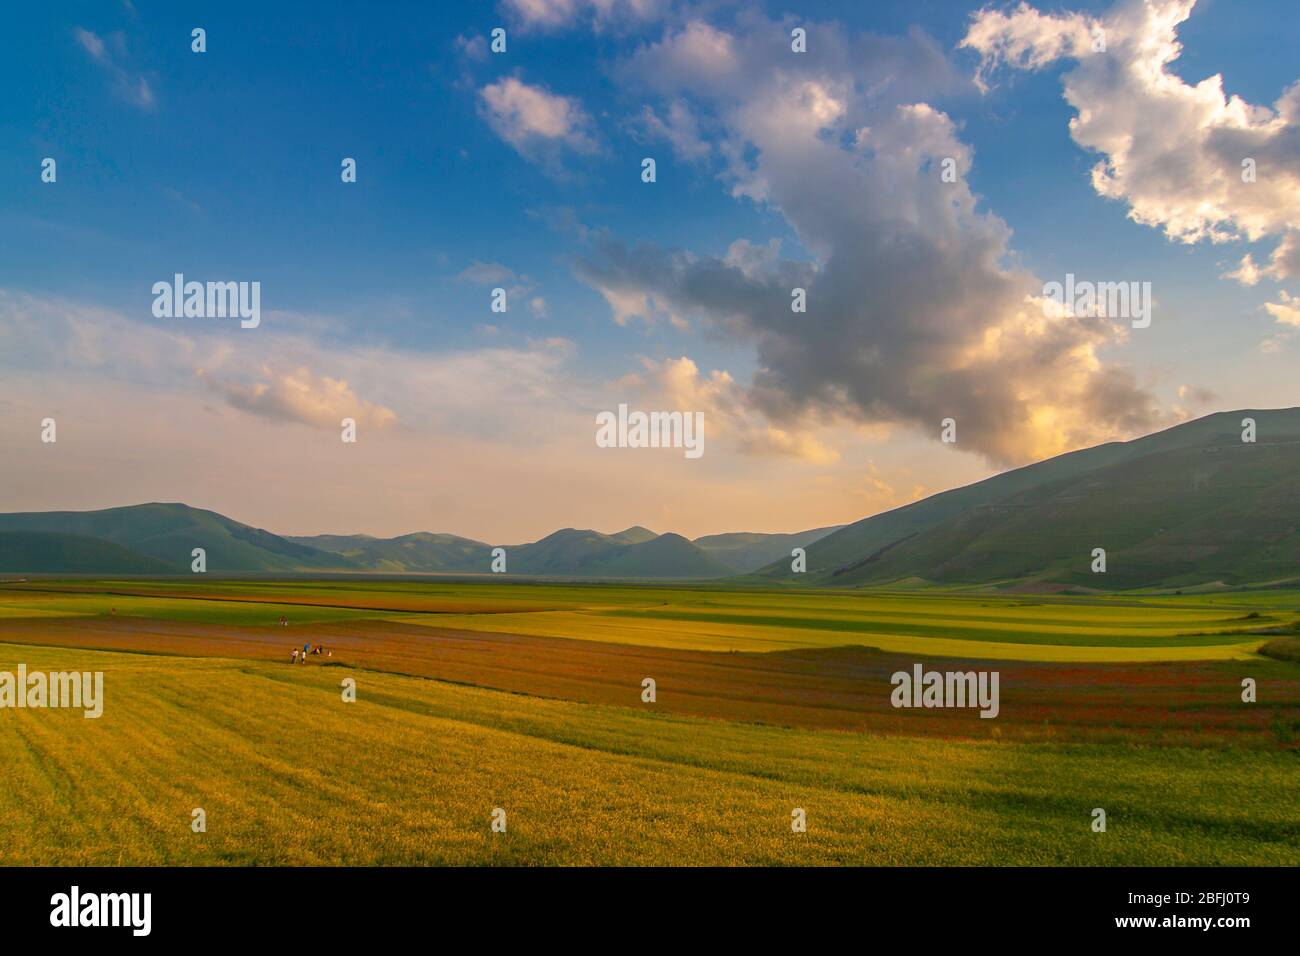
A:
[290, 642, 330, 663]
[279, 616, 332, 664]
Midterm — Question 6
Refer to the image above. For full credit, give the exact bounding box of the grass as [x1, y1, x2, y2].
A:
[1261, 637, 1300, 662]
[0, 591, 389, 627]
[2, 580, 1288, 661]
[0, 642, 1294, 866]
[387, 590, 1281, 661]
[0, 605, 90, 620]
[0, 579, 1296, 865]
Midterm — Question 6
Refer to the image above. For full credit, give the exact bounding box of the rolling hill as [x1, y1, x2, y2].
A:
[288, 525, 821, 577]
[504, 528, 734, 578]
[0, 531, 175, 574]
[693, 526, 844, 573]
[5, 408, 1295, 587]
[0, 503, 350, 573]
[609, 526, 659, 544]
[286, 531, 491, 573]
[0, 507, 751, 579]
[757, 408, 1300, 590]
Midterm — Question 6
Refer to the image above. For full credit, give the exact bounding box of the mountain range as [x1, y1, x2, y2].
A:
[0, 502, 840, 579]
[756, 407, 1300, 590]
[2, 408, 1297, 589]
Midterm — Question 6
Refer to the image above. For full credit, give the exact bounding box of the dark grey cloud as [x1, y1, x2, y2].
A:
[577, 14, 1163, 465]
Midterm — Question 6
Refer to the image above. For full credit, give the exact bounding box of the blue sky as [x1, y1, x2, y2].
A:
[2, 0, 1298, 539]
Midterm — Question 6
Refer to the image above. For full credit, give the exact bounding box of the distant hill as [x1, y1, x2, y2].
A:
[757, 408, 1300, 590]
[286, 531, 490, 572]
[9, 410, 1293, 587]
[291, 525, 795, 578]
[609, 526, 659, 544]
[0, 531, 174, 574]
[693, 526, 844, 573]
[506, 528, 733, 578]
[585, 532, 734, 578]
[0, 503, 350, 573]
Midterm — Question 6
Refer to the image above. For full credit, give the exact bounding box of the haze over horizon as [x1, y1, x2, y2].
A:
[3, 0, 1299, 541]
[3, 405, 1287, 550]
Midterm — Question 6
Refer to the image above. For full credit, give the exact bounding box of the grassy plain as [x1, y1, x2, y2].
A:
[0, 579, 1288, 659]
[1, 642, 1295, 866]
[0, 579, 1295, 865]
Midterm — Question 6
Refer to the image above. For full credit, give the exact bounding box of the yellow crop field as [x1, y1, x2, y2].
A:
[0, 641, 1294, 866]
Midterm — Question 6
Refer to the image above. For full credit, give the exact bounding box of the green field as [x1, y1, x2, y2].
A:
[1, 579, 1292, 660]
[0, 579, 1296, 865]
[1, 642, 1294, 866]
[389, 592, 1275, 660]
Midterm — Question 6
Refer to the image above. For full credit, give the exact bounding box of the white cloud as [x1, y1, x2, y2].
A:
[576, 16, 1162, 466]
[458, 261, 518, 285]
[75, 27, 106, 61]
[74, 27, 154, 110]
[457, 261, 543, 315]
[625, 20, 740, 90]
[1263, 289, 1300, 328]
[0, 289, 990, 540]
[479, 77, 595, 160]
[198, 366, 398, 431]
[1171, 382, 1218, 419]
[620, 356, 839, 464]
[639, 99, 710, 161]
[962, 0, 1300, 277]
[503, 0, 666, 32]
[723, 238, 782, 280]
[1223, 254, 1262, 287]
[589, 278, 689, 330]
[1265, 232, 1300, 282]
[0, 288, 575, 440]
[454, 33, 488, 62]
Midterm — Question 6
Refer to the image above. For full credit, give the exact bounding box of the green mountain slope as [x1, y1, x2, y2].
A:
[758, 408, 1300, 589]
[608, 526, 659, 544]
[10, 409, 1291, 585]
[0, 531, 174, 574]
[692, 526, 844, 573]
[507, 528, 733, 578]
[294, 526, 735, 578]
[0, 503, 350, 572]
[287, 532, 490, 572]
[596, 532, 735, 578]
